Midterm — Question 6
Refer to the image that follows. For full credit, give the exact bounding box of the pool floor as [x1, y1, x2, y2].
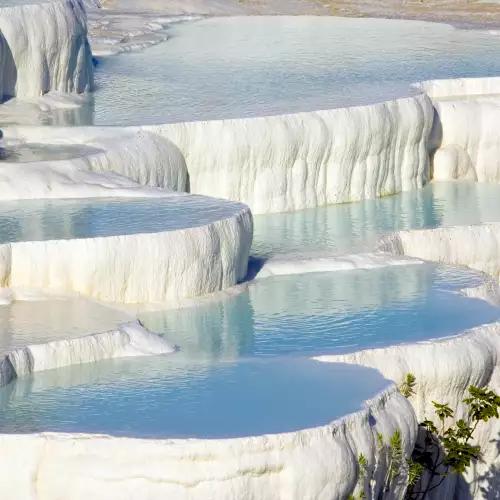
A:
[0, 296, 131, 356]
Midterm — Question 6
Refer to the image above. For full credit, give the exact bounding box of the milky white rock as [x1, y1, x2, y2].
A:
[0, 384, 417, 500]
[144, 94, 433, 214]
[1, 126, 188, 197]
[414, 77, 500, 183]
[376, 223, 500, 278]
[0, 320, 175, 387]
[0, 0, 93, 99]
[415, 76, 500, 99]
[254, 252, 423, 279]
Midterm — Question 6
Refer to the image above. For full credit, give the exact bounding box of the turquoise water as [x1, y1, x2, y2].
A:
[252, 181, 500, 257]
[0, 358, 390, 438]
[2, 182, 500, 437]
[88, 17, 500, 126]
[139, 264, 500, 358]
[0, 195, 243, 243]
[0, 181, 498, 248]
[1, 263, 498, 438]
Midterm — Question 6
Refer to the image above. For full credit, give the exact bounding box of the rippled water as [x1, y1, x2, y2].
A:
[0, 195, 243, 243]
[1, 262, 498, 438]
[2, 181, 500, 437]
[85, 17, 500, 126]
[140, 264, 500, 358]
[252, 181, 500, 257]
[0, 357, 390, 438]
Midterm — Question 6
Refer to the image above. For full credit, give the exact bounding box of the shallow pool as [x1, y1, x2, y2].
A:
[0, 297, 131, 355]
[139, 264, 500, 358]
[252, 181, 500, 258]
[85, 17, 500, 126]
[0, 357, 390, 438]
[0, 195, 244, 243]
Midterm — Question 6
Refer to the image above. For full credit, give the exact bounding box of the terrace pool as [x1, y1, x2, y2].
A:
[0, 357, 391, 438]
[88, 16, 500, 126]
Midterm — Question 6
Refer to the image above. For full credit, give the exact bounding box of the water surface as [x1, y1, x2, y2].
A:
[88, 17, 500, 125]
[0, 143, 101, 163]
[140, 264, 500, 358]
[0, 195, 243, 243]
[0, 357, 390, 438]
[252, 181, 500, 257]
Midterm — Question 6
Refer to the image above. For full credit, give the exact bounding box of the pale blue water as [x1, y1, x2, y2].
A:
[0, 358, 390, 438]
[0, 195, 243, 243]
[139, 264, 500, 358]
[87, 17, 500, 126]
[252, 181, 500, 257]
[1, 263, 498, 438]
[2, 182, 500, 438]
[0, 143, 101, 163]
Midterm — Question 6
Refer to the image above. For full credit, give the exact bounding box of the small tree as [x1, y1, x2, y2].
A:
[400, 375, 500, 500]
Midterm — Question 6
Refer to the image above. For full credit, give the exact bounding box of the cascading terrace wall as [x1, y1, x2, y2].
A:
[143, 93, 434, 214]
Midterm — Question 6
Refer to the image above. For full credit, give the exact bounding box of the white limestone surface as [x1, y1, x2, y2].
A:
[87, 12, 202, 56]
[376, 223, 500, 279]
[0, 0, 93, 99]
[415, 76, 500, 99]
[413, 77, 500, 183]
[0, 196, 252, 302]
[144, 93, 433, 214]
[254, 252, 423, 279]
[0, 126, 188, 197]
[0, 320, 175, 387]
[0, 383, 417, 500]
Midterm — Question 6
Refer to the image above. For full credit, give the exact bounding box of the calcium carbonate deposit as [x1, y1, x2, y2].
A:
[2, 0, 500, 498]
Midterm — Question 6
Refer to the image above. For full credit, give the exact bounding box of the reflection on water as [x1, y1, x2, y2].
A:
[139, 264, 500, 359]
[252, 181, 500, 257]
[0, 195, 242, 243]
[0, 356, 390, 438]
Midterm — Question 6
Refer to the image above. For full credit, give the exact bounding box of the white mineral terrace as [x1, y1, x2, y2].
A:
[1, 0, 500, 498]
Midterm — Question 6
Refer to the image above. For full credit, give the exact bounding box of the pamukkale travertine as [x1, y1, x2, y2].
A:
[0, 0, 500, 498]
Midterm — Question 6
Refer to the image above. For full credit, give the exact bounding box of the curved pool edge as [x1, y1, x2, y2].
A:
[0, 382, 417, 500]
[313, 222, 500, 499]
[0, 320, 176, 388]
